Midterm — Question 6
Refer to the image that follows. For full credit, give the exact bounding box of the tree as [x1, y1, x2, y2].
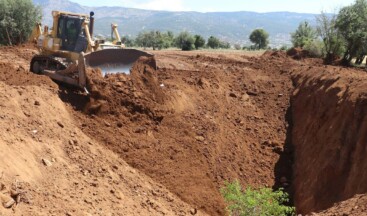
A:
[163, 31, 175, 48]
[335, 0, 367, 64]
[135, 30, 175, 50]
[135, 30, 174, 50]
[174, 31, 195, 51]
[220, 180, 295, 216]
[207, 36, 221, 49]
[316, 11, 345, 63]
[152, 31, 165, 50]
[135, 31, 155, 49]
[121, 36, 135, 47]
[249, 29, 269, 50]
[194, 35, 205, 49]
[219, 41, 231, 49]
[291, 21, 317, 48]
[0, 0, 42, 45]
[207, 36, 231, 49]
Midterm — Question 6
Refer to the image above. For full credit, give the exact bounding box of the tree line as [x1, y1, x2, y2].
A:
[122, 30, 235, 51]
[121, 29, 271, 51]
[7, 0, 367, 66]
[290, 0, 367, 65]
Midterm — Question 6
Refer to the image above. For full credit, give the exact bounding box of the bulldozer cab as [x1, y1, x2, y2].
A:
[57, 15, 87, 52]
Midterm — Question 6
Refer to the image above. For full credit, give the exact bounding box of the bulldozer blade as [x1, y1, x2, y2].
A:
[84, 49, 154, 75]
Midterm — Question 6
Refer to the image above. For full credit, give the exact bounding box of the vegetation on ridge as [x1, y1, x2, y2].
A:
[221, 180, 295, 216]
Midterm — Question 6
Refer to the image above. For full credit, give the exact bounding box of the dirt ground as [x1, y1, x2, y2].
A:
[0, 45, 367, 215]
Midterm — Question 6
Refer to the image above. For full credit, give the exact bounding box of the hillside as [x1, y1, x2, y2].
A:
[33, 0, 318, 47]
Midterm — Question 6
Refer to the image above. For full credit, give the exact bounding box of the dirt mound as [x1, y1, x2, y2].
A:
[316, 194, 367, 216]
[0, 45, 207, 216]
[262, 50, 287, 59]
[0, 45, 56, 89]
[286, 47, 310, 60]
[84, 56, 165, 122]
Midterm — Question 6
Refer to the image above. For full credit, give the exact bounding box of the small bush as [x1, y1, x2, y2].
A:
[207, 36, 221, 49]
[220, 180, 295, 216]
[303, 40, 324, 57]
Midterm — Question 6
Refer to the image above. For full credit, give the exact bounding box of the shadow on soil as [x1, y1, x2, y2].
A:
[273, 104, 295, 205]
[58, 85, 89, 112]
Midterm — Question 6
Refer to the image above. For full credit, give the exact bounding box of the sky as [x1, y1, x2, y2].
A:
[71, 0, 355, 14]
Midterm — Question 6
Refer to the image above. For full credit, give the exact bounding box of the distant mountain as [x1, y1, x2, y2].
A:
[33, 0, 318, 47]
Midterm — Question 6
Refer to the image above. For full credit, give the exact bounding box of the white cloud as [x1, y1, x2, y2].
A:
[135, 0, 190, 11]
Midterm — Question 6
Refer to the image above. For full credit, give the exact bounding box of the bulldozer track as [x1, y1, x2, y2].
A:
[30, 55, 70, 73]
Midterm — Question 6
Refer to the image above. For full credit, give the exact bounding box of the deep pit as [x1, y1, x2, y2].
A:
[0, 45, 367, 215]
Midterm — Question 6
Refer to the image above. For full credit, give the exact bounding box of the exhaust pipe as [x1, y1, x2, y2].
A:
[89, 11, 95, 37]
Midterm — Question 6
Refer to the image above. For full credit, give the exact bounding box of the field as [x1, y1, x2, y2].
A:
[0, 45, 367, 216]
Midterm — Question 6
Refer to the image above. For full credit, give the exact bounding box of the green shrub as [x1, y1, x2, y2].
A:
[220, 180, 295, 216]
[175, 31, 195, 51]
[291, 21, 317, 48]
[207, 36, 221, 49]
[194, 34, 205, 49]
[303, 40, 324, 57]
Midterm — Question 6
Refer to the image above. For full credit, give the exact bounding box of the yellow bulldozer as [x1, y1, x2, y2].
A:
[29, 10, 153, 90]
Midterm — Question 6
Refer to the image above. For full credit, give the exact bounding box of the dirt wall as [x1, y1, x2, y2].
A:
[291, 66, 367, 214]
[67, 52, 296, 216]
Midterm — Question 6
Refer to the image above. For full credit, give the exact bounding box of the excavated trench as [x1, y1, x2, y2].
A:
[289, 65, 367, 215]
[59, 53, 367, 215]
[2, 45, 367, 215]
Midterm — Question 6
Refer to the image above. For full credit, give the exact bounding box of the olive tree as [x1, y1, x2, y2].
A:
[335, 0, 367, 64]
[316, 11, 345, 63]
[249, 29, 269, 50]
[121, 36, 135, 47]
[175, 31, 195, 51]
[194, 34, 205, 49]
[291, 21, 317, 48]
[0, 0, 42, 45]
[135, 31, 155, 49]
[207, 36, 221, 49]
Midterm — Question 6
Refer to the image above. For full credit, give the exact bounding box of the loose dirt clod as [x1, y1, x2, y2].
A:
[0, 194, 15, 208]
[42, 159, 52, 167]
